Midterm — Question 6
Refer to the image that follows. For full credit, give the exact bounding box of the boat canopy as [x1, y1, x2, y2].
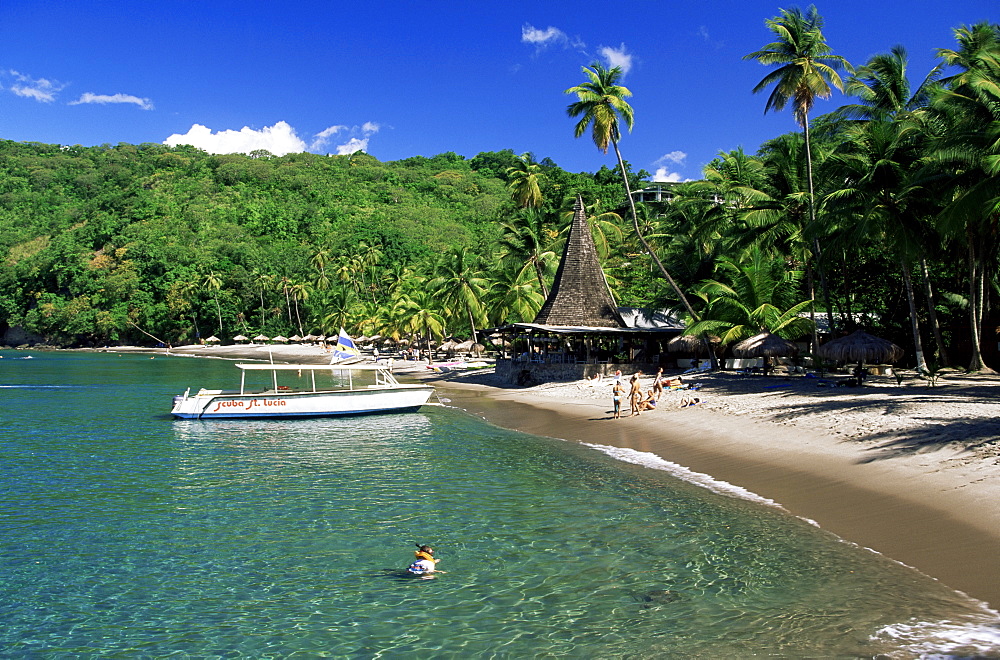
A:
[236, 363, 392, 371]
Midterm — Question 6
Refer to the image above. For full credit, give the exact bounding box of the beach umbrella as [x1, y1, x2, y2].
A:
[232, 334, 248, 343]
[368, 334, 382, 343]
[272, 335, 289, 343]
[666, 334, 719, 354]
[289, 334, 303, 342]
[816, 330, 903, 364]
[453, 340, 475, 353]
[205, 335, 220, 343]
[253, 334, 270, 343]
[302, 334, 317, 342]
[439, 339, 458, 353]
[732, 331, 799, 358]
[356, 335, 370, 343]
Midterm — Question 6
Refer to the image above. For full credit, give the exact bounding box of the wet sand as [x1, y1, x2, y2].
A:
[90, 344, 1000, 608]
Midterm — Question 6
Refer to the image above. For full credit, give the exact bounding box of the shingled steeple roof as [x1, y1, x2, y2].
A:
[532, 194, 626, 328]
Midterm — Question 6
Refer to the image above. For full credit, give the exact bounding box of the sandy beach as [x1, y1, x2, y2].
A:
[91, 343, 1000, 608]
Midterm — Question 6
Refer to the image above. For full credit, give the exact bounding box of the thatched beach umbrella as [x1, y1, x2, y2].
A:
[816, 330, 903, 364]
[205, 335, 220, 343]
[732, 331, 799, 358]
[666, 334, 719, 354]
[253, 334, 270, 343]
[232, 334, 248, 343]
[453, 339, 475, 354]
[732, 331, 798, 375]
[439, 338, 458, 354]
[272, 335, 289, 343]
[289, 334, 303, 342]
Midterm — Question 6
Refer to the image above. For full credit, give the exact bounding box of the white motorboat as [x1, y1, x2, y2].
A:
[170, 363, 435, 419]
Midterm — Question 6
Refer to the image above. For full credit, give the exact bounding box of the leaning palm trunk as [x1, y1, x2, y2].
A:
[900, 260, 928, 373]
[610, 137, 717, 369]
[533, 260, 549, 299]
[466, 309, 479, 346]
[920, 257, 949, 367]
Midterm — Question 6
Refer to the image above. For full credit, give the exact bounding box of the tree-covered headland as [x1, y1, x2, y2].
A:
[2, 15, 998, 372]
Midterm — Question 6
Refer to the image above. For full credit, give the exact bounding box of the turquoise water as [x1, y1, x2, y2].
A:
[2, 351, 999, 657]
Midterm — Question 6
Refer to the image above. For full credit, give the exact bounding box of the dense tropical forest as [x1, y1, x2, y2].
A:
[2, 14, 999, 372]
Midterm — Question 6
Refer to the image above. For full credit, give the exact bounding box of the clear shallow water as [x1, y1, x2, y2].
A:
[2, 351, 999, 657]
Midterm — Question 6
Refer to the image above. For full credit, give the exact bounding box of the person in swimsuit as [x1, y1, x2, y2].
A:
[407, 544, 439, 575]
[612, 380, 624, 419]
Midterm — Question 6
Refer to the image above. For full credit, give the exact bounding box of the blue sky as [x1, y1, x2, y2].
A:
[2, 1, 995, 181]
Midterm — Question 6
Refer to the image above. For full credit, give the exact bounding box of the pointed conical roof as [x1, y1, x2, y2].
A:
[532, 194, 626, 328]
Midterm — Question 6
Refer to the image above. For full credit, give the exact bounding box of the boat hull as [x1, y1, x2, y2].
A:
[171, 386, 435, 419]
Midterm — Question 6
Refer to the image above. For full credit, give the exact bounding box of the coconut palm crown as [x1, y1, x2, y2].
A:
[743, 5, 853, 127]
[565, 63, 634, 154]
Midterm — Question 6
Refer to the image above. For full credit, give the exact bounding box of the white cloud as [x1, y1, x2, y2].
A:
[7, 69, 65, 102]
[69, 92, 153, 110]
[652, 152, 689, 182]
[656, 151, 687, 165]
[163, 121, 307, 156]
[335, 137, 369, 155]
[311, 122, 379, 153]
[521, 24, 567, 47]
[599, 44, 633, 74]
[652, 167, 684, 183]
[697, 26, 710, 41]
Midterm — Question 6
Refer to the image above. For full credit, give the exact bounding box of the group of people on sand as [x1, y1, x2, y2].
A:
[611, 368, 699, 419]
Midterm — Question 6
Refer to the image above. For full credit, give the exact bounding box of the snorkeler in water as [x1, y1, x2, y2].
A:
[407, 544, 439, 575]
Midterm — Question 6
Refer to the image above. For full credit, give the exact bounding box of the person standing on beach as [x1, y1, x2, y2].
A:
[629, 374, 643, 416]
[612, 380, 624, 419]
[652, 368, 664, 400]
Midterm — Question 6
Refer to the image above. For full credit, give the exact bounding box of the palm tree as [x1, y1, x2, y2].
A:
[289, 281, 311, 337]
[744, 5, 852, 334]
[506, 153, 545, 209]
[202, 271, 223, 335]
[926, 22, 1000, 372]
[824, 119, 934, 372]
[251, 270, 273, 331]
[498, 209, 558, 298]
[684, 248, 815, 346]
[565, 62, 700, 322]
[429, 247, 488, 345]
[836, 45, 942, 122]
[485, 265, 545, 325]
[393, 291, 446, 356]
[836, 46, 950, 365]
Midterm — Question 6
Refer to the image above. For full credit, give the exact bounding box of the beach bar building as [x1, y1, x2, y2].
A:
[493, 195, 684, 385]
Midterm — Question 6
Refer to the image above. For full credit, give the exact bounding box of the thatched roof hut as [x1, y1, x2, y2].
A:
[666, 334, 719, 354]
[816, 330, 903, 364]
[732, 332, 799, 358]
[532, 194, 625, 328]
